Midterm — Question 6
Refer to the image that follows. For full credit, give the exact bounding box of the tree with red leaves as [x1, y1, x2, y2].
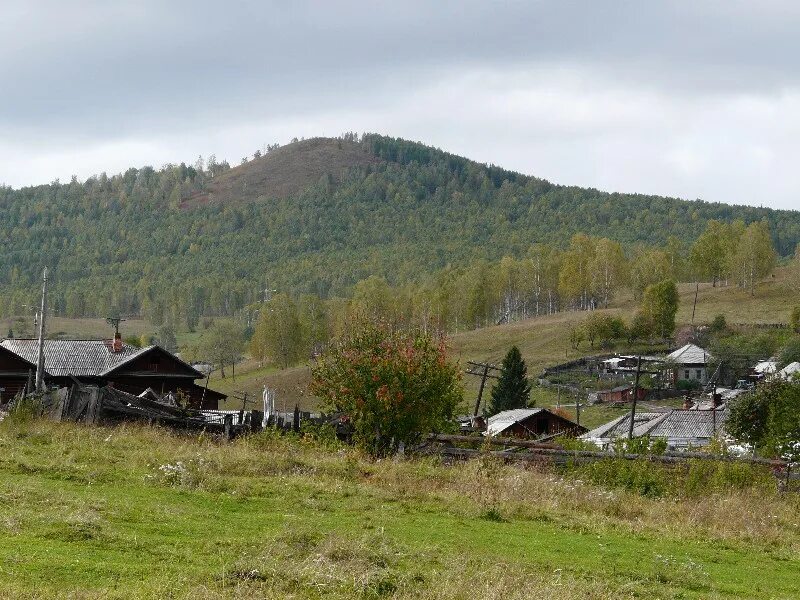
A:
[310, 319, 462, 455]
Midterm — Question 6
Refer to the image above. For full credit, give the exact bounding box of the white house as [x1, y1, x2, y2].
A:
[665, 343, 712, 385]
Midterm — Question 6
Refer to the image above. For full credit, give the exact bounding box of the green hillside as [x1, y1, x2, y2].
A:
[1, 134, 799, 320]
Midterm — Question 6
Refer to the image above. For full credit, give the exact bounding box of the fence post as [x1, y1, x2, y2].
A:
[224, 414, 233, 441]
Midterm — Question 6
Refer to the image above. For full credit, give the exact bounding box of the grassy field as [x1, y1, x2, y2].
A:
[1, 417, 799, 599]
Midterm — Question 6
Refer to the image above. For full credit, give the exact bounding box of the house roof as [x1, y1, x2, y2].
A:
[754, 359, 778, 374]
[582, 409, 726, 442]
[0, 339, 199, 378]
[486, 408, 545, 437]
[0, 344, 38, 370]
[581, 412, 663, 441]
[779, 362, 800, 380]
[640, 409, 727, 439]
[666, 343, 711, 365]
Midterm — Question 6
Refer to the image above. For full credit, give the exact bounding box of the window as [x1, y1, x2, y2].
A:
[696, 369, 703, 380]
[684, 370, 690, 379]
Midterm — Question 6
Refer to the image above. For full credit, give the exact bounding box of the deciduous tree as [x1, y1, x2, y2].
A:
[310, 319, 462, 455]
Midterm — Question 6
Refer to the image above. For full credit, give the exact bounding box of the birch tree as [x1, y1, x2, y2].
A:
[730, 221, 776, 295]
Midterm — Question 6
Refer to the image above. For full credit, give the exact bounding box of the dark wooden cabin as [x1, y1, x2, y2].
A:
[485, 408, 587, 439]
[0, 335, 225, 409]
[596, 384, 648, 404]
[0, 345, 37, 405]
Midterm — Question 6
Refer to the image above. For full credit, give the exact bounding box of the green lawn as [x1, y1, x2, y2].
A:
[1, 419, 798, 598]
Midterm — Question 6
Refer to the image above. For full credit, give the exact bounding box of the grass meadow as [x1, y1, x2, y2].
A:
[1, 417, 798, 599]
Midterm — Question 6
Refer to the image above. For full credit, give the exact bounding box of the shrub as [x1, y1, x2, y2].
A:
[790, 306, 800, 333]
[726, 380, 800, 458]
[310, 319, 463, 456]
[676, 379, 701, 391]
[710, 314, 727, 333]
[777, 336, 800, 369]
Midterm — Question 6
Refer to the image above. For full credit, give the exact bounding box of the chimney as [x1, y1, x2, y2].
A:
[112, 331, 123, 353]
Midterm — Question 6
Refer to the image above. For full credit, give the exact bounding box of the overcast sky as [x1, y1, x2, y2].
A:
[1, 1, 799, 210]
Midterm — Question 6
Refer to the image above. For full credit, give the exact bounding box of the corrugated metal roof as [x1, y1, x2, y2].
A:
[581, 412, 663, 441]
[754, 359, 778, 374]
[582, 409, 726, 443]
[644, 409, 727, 439]
[666, 343, 711, 365]
[0, 339, 155, 377]
[485, 408, 544, 436]
[779, 362, 800, 379]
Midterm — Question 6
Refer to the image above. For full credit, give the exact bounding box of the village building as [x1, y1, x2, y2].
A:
[0, 345, 38, 404]
[0, 334, 225, 409]
[752, 358, 779, 380]
[485, 408, 587, 439]
[665, 343, 712, 385]
[600, 355, 661, 376]
[595, 384, 649, 404]
[581, 408, 726, 450]
[778, 361, 800, 381]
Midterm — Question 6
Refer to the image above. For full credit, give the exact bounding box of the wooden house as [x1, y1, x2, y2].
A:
[0, 345, 37, 405]
[596, 384, 649, 404]
[485, 408, 586, 439]
[665, 343, 712, 385]
[0, 334, 225, 409]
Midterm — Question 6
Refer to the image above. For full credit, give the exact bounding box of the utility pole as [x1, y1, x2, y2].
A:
[691, 282, 699, 325]
[105, 316, 126, 336]
[35, 268, 48, 392]
[474, 364, 490, 416]
[627, 355, 642, 440]
[465, 361, 500, 416]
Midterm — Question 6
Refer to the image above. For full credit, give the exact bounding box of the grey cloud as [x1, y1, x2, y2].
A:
[1, 1, 799, 210]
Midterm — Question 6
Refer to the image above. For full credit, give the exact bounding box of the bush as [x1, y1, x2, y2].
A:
[579, 459, 668, 498]
[778, 336, 800, 368]
[726, 380, 800, 458]
[676, 379, 701, 391]
[576, 456, 774, 498]
[310, 319, 463, 456]
[790, 306, 800, 333]
[710, 314, 727, 333]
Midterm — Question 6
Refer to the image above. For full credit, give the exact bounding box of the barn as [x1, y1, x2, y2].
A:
[485, 408, 587, 439]
[596, 384, 649, 404]
[0, 334, 225, 409]
[0, 345, 38, 405]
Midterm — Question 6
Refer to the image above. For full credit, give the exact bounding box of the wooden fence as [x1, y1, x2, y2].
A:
[422, 433, 797, 489]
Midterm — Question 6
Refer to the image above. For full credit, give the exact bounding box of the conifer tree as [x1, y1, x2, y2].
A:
[486, 346, 532, 415]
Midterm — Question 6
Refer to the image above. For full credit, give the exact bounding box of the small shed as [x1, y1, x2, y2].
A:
[485, 408, 586, 439]
[0, 345, 38, 404]
[596, 384, 648, 404]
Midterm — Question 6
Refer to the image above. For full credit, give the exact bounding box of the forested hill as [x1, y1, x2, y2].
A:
[1, 133, 799, 319]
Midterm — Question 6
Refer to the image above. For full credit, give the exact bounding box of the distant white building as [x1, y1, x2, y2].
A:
[666, 343, 712, 385]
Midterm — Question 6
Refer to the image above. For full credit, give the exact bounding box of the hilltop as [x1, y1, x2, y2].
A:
[1, 134, 799, 320]
[181, 138, 382, 208]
